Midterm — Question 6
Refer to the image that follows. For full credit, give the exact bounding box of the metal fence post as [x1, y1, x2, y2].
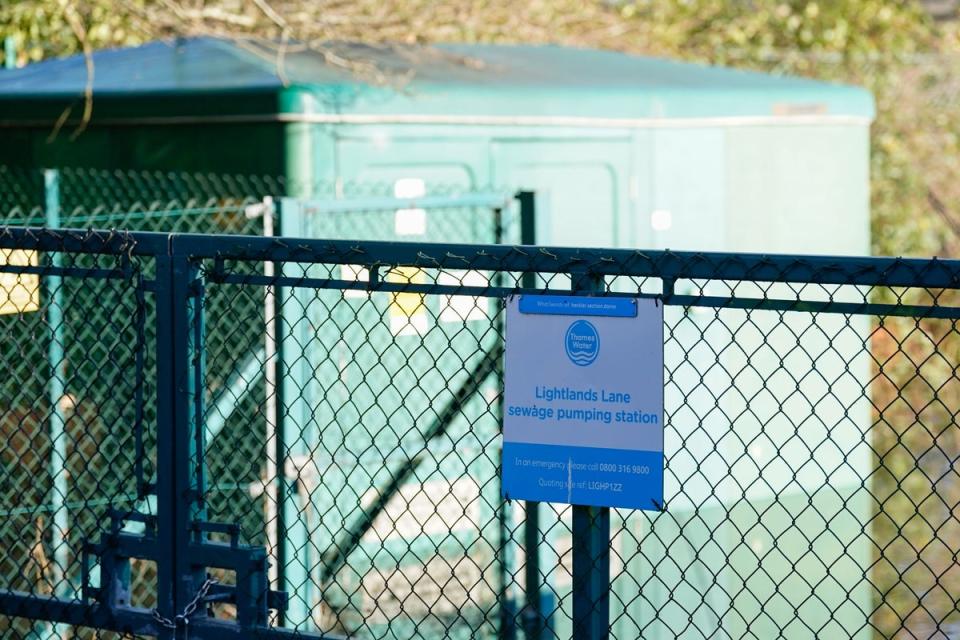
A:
[169, 241, 208, 619]
[154, 251, 177, 640]
[570, 270, 610, 640]
[515, 191, 546, 640]
[43, 169, 69, 640]
[280, 114, 315, 622]
[261, 199, 285, 624]
[492, 204, 517, 640]
[277, 197, 312, 626]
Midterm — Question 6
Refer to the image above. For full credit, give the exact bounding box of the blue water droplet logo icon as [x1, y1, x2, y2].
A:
[565, 320, 599, 366]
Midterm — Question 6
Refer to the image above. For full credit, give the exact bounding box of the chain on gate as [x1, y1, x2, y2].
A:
[152, 578, 219, 639]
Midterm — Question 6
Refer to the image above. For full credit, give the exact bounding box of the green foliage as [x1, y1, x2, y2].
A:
[619, 0, 932, 58]
[0, 0, 149, 64]
[0, 0, 953, 257]
[611, 1, 949, 259]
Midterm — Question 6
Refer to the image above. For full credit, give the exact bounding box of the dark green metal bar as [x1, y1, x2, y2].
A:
[571, 505, 610, 640]
[318, 344, 503, 585]
[209, 272, 960, 321]
[169, 245, 208, 620]
[516, 190, 545, 640]
[570, 271, 610, 640]
[517, 191, 537, 258]
[0, 228, 146, 252]
[165, 229, 960, 290]
[666, 294, 960, 319]
[0, 591, 157, 635]
[133, 279, 147, 499]
[521, 503, 541, 640]
[0, 588, 342, 639]
[6, 226, 960, 291]
[492, 205, 515, 640]
[154, 252, 178, 640]
[0, 264, 128, 279]
[192, 274, 208, 509]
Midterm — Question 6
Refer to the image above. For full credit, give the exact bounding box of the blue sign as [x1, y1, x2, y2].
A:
[502, 295, 664, 511]
[518, 295, 637, 317]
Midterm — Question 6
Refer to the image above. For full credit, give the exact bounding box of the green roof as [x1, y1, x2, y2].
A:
[0, 37, 874, 124]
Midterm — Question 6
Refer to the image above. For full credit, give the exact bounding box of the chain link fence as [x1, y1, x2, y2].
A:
[0, 227, 151, 640]
[190, 240, 960, 640]
[0, 166, 276, 639]
[0, 168, 958, 639]
[0, 168, 526, 639]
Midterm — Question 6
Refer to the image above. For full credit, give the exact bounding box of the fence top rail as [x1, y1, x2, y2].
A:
[0, 226, 168, 255]
[2, 226, 960, 290]
[289, 191, 518, 214]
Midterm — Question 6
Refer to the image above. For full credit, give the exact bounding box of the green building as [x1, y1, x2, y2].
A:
[0, 38, 875, 639]
[0, 37, 872, 252]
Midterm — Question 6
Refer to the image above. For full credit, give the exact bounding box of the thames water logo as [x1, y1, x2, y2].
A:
[565, 320, 600, 366]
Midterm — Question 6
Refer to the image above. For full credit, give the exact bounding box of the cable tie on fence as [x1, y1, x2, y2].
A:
[538, 247, 558, 260]
[851, 264, 878, 278]
[416, 251, 440, 266]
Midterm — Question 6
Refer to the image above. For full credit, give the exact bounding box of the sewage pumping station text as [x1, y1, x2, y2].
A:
[506, 385, 659, 425]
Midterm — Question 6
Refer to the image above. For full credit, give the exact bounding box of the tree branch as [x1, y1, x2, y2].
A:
[64, 5, 94, 140]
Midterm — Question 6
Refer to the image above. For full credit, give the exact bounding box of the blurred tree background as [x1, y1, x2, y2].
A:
[0, 0, 952, 258]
